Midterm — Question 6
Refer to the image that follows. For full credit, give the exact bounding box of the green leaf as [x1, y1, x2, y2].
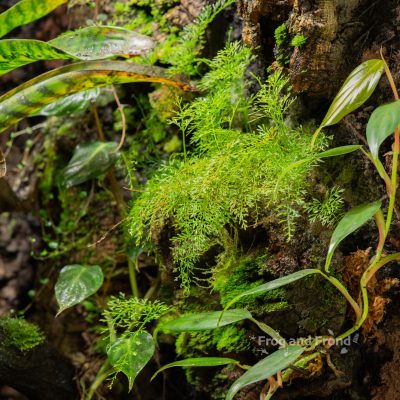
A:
[55, 264, 104, 315]
[366, 101, 400, 161]
[324, 201, 381, 272]
[0, 60, 191, 134]
[320, 59, 384, 128]
[107, 331, 155, 391]
[0, 0, 67, 39]
[62, 141, 118, 188]
[225, 346, 305, 400]
[37, 89, 100, 116]
[50, 26, 154, 60]
[225, 269, 320, 310]
[315, 145, 363, 158]
[151, 357, 238, 381]
[0, 39, 77, 76]
[160, 309, 252, 332]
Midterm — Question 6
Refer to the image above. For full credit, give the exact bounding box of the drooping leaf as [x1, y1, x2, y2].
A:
[324, 201, 381, 273]
[320, 59, 384, 128]
[225, 269, 320, 311]
[366, 100, 400, 161]
[0, 149, 5, 178]
[315, 145, 363, 158]
[62, 141, 118, 188]
[107, 331, 155, 391]
[0, 39, 77, 76]
[0, 60, 192, 134]
[160, 309, 252, 332]
[151, 357, 238, 381]
[50, 26, 154, 60]
[55, 264, 104, 315]
[0, 0, 67, 39]
[37, 89, 100, 116]
[225, 346, 305, 400]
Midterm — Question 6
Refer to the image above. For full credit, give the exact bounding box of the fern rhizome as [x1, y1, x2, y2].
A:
[128, 42, 326, 292]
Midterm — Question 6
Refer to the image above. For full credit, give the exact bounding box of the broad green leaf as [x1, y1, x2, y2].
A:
[37, 89, 100, 116]
[316, 145, 363, 158]
[151, 357, 238, 381]
[62, 141, 118, 188]
[0, 0, 67, 39]
[50, 26, 154, 60]
[161, 309, 251, 332]
[107, 331, 155, 391]
[0, 27, 153, 76]
[320, 59, 384, 128]
[55, 264, 104, 315]
[225, 269, 320, 310]
[366, 101, 400, 161]
[225, 346, 305, 400]
[0, 60, 191, 134]
[0, 39, 77, 76]
[324, 201, 381, 273]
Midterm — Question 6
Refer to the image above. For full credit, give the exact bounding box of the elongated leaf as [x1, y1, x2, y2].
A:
[151, 357, 238, 381]
[316, 145, 363, 158]
[161, 309, 251, 332]
[37, 88, 100, 116]
[62, 141, 118, 188]
[0, 60, 191, 134]
[320, 59, 384, 128]
[0, 27, 154, 76]
[107, 331, 155, 391]
[55, 264, 104, 315]
[225, 269, 320, 310]
[50, 26, 154, 60]
[324, 201, 381, 273]
[366, 100, 400, 161]
[0, 0, 67, 39]
[225, 346, 305, 400]
[0, 39, 77, 76]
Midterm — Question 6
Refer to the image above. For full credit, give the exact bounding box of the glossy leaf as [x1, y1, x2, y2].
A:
[366, 100, 400, 161]
[50, 26, 154, 60]
[320, 59, 384, 128]
[0, 0, 67, 39]
[225, 269, 320, 311]
[151, 357, 238, 381]
[55, 264, 104, 315]
[315, 145, 363, 158]
[107, 331, 155, 391]
[0, 60, 191, 134]
[62, 141, 118, 188]
[37, 89, 100, 116]
[160, 309, 252, 332]
[325, 201, 381, 272]
[225, 346, 305, 400]
[0, 39, 76, 76]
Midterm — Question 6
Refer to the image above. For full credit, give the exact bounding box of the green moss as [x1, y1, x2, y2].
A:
[0, 318, 45, 353]
[291, 35, 307, 47]
[274, 24, 287, 47]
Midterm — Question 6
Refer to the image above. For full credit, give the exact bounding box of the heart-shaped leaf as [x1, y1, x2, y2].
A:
[324, 201, 381, 273]
[55, 264, 104, 315]
[160, 309, 251, 332]
[37, 89, 100, 116]
[50, 26, 154, 60]
[224, 269, 320, 311]
[151, 357, 238, 381]
[366, 100, 400, 161]
[320, 59, 384, 128]
[225, 346, 305, 400]
[0, 0, 67, 39]
[61, 141, 118, 188]
[107, 331, 155, 391]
